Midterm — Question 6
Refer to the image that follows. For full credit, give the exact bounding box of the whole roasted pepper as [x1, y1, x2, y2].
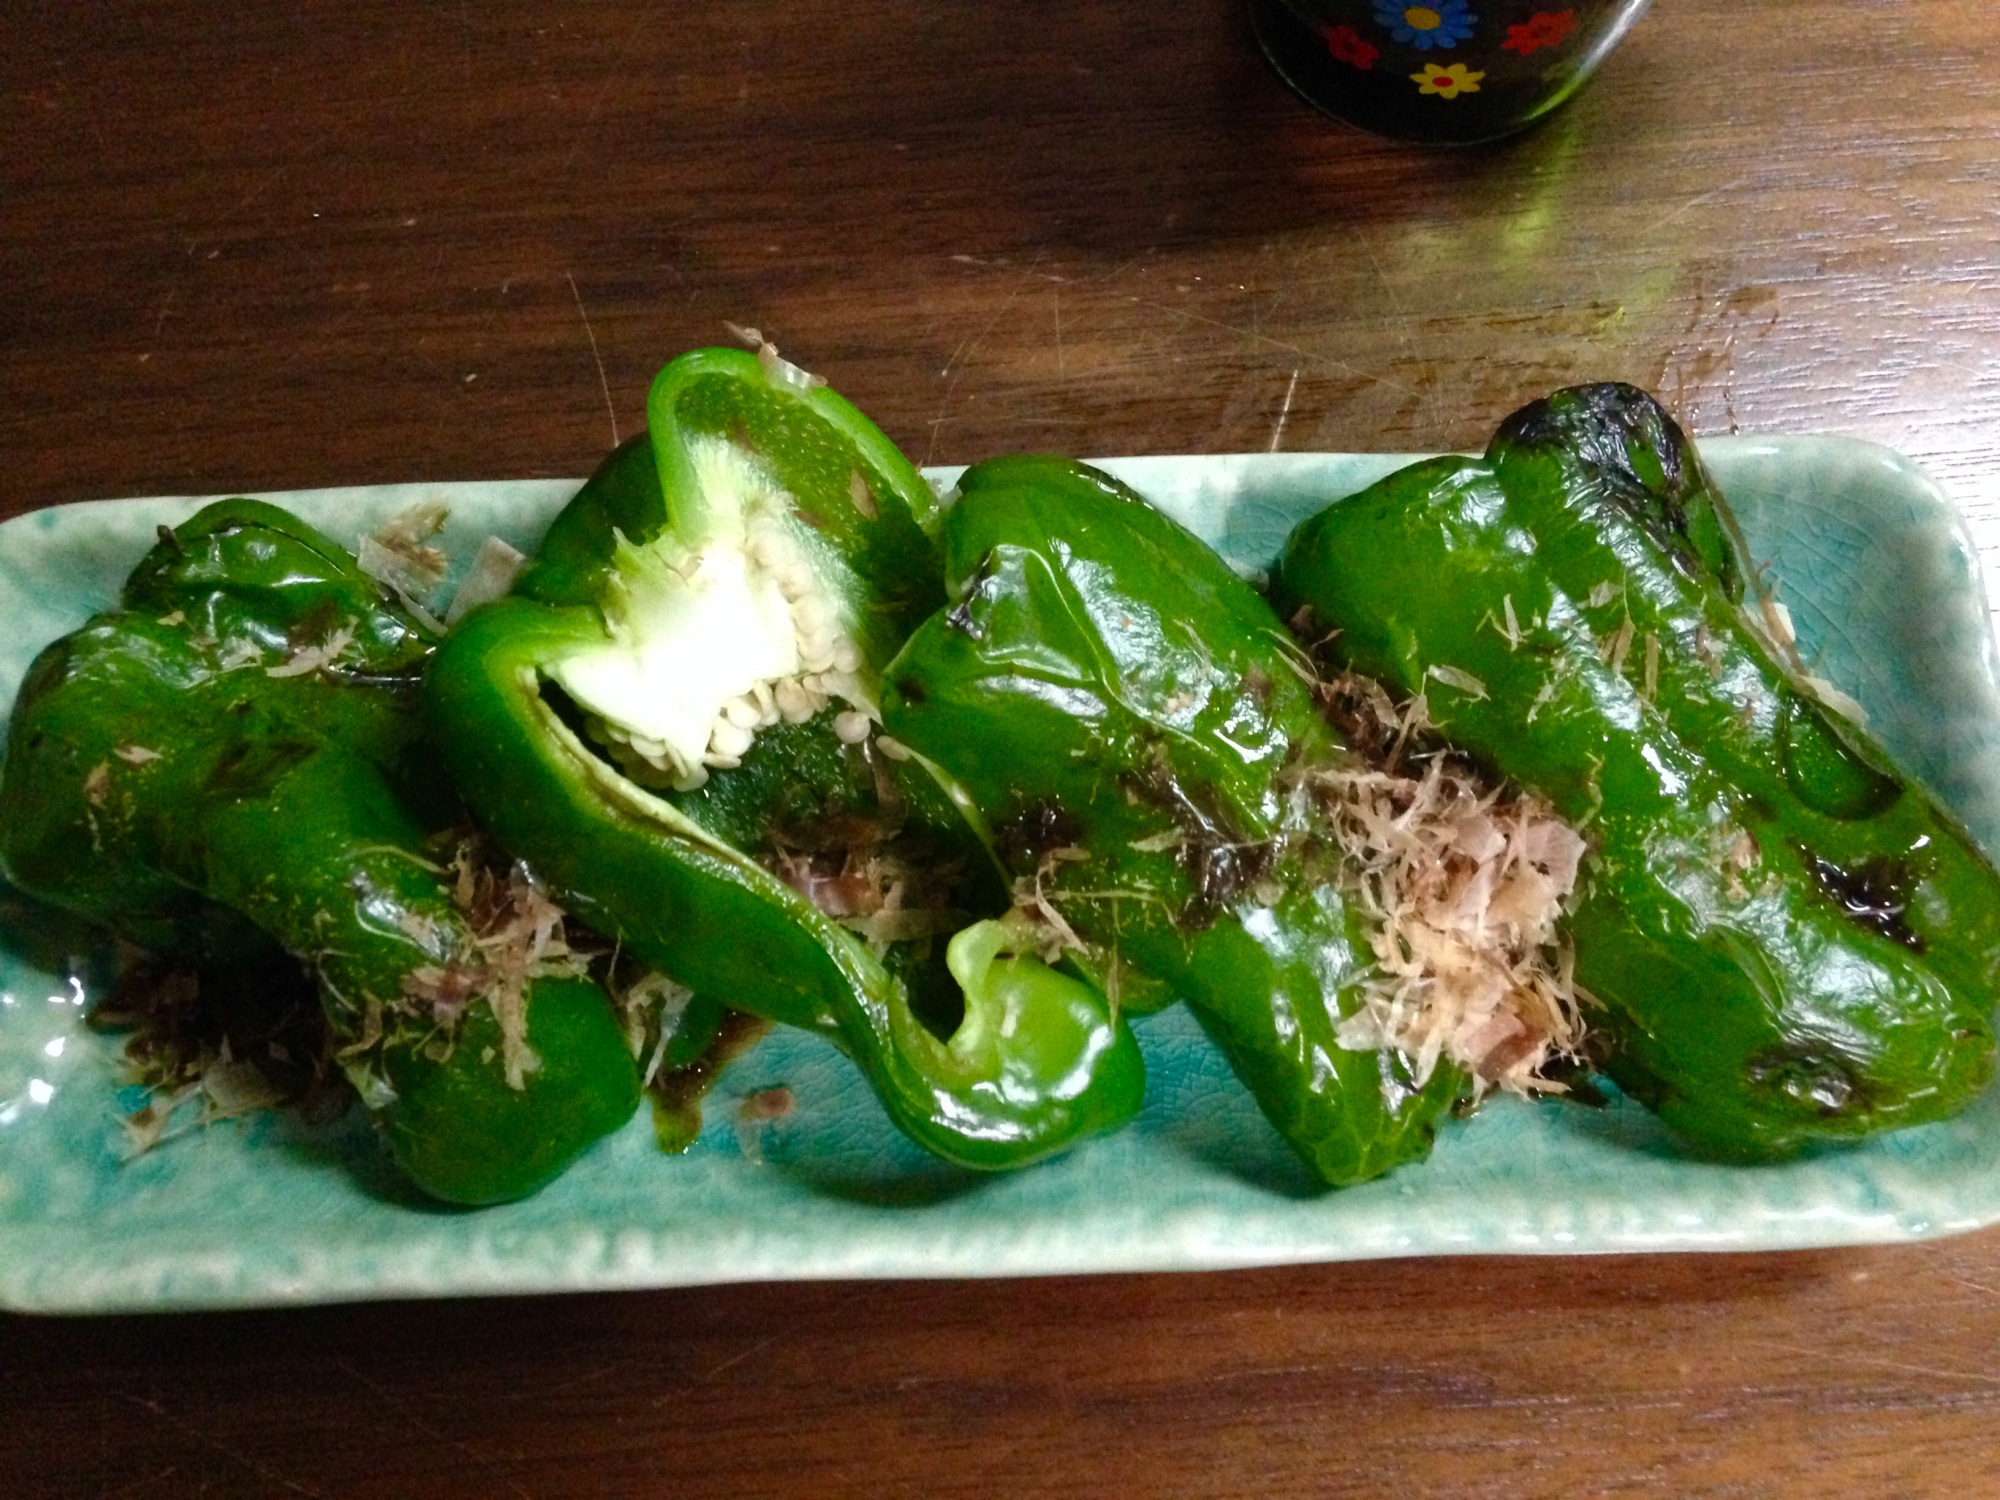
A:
[1272, 385, 1999, 1157]
[426, 349, 1145, 1170]
[880, 455, 1464, 1186]
[1483, 385, 2000, 997]
[0, 499, 641, 1203]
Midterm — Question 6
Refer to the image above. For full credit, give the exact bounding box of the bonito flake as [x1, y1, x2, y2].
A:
[1298, 675, 1589, 1097]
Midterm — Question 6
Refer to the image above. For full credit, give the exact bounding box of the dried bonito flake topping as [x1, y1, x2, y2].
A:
[398, 842, 593, 1090]
[266, 618, 358, 679]
[762, 805, 972, 955]
[357, 499, 451, 630]
[1297, 672, 1589, 1097]
[725, 321, 828, 393]
[98, 957, 341, 1157]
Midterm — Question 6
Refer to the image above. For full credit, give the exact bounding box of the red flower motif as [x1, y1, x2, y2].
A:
[1502, 9, 1577, 55]
[1320, 22, 1380, 70]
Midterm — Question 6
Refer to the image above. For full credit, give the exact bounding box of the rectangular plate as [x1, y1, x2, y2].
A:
[5, 438, 2000, 1314]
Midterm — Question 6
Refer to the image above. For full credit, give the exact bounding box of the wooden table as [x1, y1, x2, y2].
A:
[6, 1, 2000, 1493]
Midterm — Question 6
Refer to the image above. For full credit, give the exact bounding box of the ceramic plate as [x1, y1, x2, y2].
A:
[5, 438, 1999, 1314]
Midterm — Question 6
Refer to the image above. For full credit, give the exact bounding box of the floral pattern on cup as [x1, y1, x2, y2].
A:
[1258, 0, 1651, 143]
[1372, 1, 1479, 50]
[1411, 61, 1485, 97]
[1502, 10, 1577, 54]
[1320, 22, 1382, 68]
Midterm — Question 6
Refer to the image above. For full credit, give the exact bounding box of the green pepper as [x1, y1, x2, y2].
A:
[0, 499, 640, 1203]
[1272, 386, 1998, 1157]
[425, 349, 1144, 1170]
[1483, 384, 2000, 996]
[880, 455, 1463, 1186]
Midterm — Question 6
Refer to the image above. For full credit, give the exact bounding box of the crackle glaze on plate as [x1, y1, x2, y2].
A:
[4, 438, 1999, 1314]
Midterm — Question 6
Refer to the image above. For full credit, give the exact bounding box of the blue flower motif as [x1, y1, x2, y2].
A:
[1372, 0, 1478, 50]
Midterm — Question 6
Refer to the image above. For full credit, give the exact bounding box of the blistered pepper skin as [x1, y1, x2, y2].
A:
[1484, 385, 2000, 1002]
[1272, 393, 1999, 1158]
[0, 500, 640, 1204]
[426, 353, 1146, 1171]
[882, 456, 1463, 1187]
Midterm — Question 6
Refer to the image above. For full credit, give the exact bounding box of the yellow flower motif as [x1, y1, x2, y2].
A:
[1411, 62, 1485, 99]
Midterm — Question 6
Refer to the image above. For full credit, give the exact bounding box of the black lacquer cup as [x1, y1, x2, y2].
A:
[1252, 0, 1652, 144]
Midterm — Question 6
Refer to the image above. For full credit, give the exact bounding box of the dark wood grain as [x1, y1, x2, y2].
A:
[7, 2, 2000, 1495]
[10, 1244, 2000, 1498]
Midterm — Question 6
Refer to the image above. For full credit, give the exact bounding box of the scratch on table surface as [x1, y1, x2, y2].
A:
[925, 255, 1046, 462]
[938, 334, 973, 378]
[1353, 226, 1408, 325]
[561, 10, 651, 170]
[1641, 174, 1753, 238]
[1268, 367, 1300, 452]
[455, 0, 478, 103]
[101, 1466, 183, 1500]
[121, 1393, 323, 1498]
[333, 1360, 536, 1499]
[229, 164, 291, 216]
[151, 286, 178, 339]
[518, 1362, 626, 1399]
[952, 252, 1072, 285]
[1753, 1340, 2000, 1390]
[1120, 295, 1413, 396]
[923, 362, 968, 466]
[568, 270, 620, 446]
[702, 1334, 780, 1381]
[1054, 283, 1064, 381]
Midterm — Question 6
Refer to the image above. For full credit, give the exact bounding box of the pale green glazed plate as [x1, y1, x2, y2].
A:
[4, 438, 1999, 1314]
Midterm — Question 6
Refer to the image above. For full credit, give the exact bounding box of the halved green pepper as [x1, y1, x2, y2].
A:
[425, 349, 1144, 1170]
[1272, 386, 1999, 1157]
[881, 456, 1463, 1186]
[0, 499, 640, 1204]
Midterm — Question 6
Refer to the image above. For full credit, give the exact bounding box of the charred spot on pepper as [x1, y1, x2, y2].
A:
[997, 802, 1086, 870]
[945, 550, 1000, 640]
[944, 598, 982, 638]
[1310, 669, 1423, 767]
[326, 665, 428, 697]
[1494, 383, 1741, 601]
[1185, 838, 1278, 928]
[1125, 749, 1276, 928]
[1805, 850, 1924, 952]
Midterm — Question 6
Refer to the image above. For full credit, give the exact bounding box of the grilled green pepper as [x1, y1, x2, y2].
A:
[1272, 385, 1999, 1157]
[1483, 385, 2000, 995]
[881, 455, 1463, 1186]
[425, 349, 1145, 1170]
[0, 499, 640, 1203]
